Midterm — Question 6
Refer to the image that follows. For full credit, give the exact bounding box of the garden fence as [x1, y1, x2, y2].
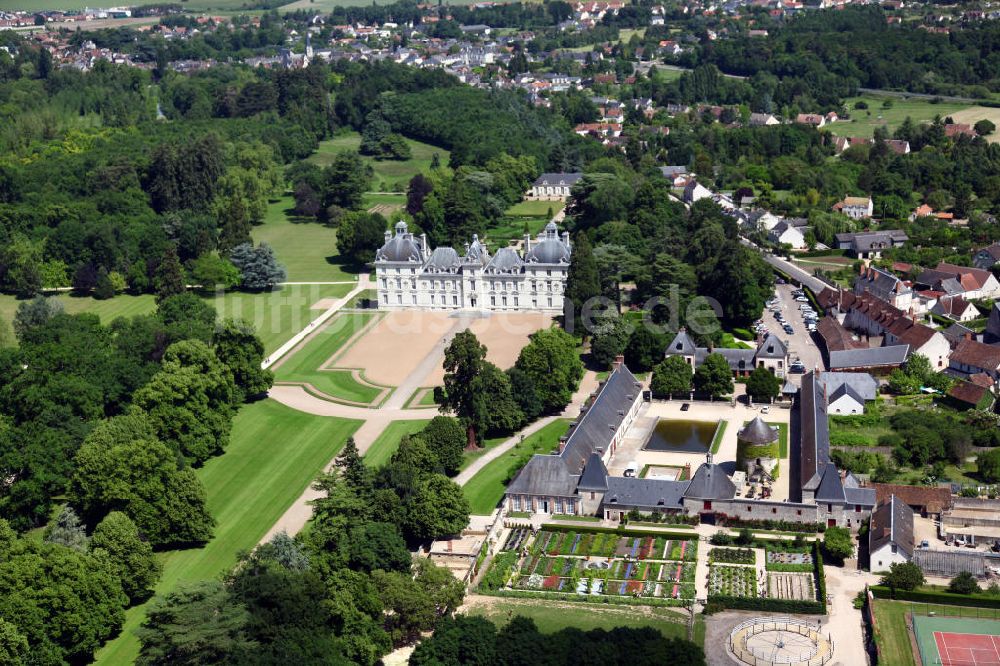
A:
[728, 617, 834, 666]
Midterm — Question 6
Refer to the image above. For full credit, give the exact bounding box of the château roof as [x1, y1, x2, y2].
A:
[485, 247, 524, 273]
[683, 458, 736, 500]
[577, 452, 609, 491]
[376, 221, 424, 262]
[737, 417, 778, 446]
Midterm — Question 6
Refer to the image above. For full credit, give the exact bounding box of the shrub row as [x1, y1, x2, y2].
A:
[814, 541, 826, 604]
[869, 586, 1000, 609]
[715, 516, 825, 533]
[480, 551, 519, 592]
[490, 589, 692, 608]
[540, 524, 696, 541]
[705, 595, 824, 615]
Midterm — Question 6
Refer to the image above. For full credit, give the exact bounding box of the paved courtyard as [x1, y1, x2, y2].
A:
[608, 399, 792, 502]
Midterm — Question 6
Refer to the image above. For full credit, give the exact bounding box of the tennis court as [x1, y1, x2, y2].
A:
[914, 615, 1000, 666]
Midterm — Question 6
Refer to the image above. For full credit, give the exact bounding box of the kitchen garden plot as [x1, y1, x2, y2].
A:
[486, 528, 697, 601]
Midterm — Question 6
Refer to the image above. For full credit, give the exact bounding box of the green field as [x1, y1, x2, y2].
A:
[871, 600, 916, 666]
[466, 597, 698, 642]
[307, 132, 451, 192]
[768, 422, 789, 458]
[0, 0, 274, 10]
[834, 95, 985, 139]
[506, 200, 561, 217]
[363, 419, 433, 468]
[463, 419, 571, 515]
[0, 283, 351, 354]
[272, 312, 384, 404]
[253, 196, 357, 283]
[94, 399, 362, 665]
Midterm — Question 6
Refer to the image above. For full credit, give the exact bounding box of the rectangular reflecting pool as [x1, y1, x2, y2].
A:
[642, 419, 718, 453]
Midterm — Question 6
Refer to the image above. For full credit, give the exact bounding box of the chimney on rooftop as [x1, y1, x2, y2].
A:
[612, 355, 624, 370]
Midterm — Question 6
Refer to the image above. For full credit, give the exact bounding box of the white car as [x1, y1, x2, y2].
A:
[795, 296, 809, 302]
[760, 406, 770, 414]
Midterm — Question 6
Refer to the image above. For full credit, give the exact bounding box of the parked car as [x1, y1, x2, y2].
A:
[783, 326, 794, 334]
[681, 403, 690, 411]
[789, 363, 806, 373]
[760, 406, 770, 414]
[795, 296, 809, 302]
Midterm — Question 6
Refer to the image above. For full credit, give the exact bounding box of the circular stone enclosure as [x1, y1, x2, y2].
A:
[728, 617, 833, 666]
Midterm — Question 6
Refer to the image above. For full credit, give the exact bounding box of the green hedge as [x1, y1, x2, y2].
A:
[540, 524, 696, 541]
[490, 589, 692, 608]
[869, 586, 1000, 608]
[733, 327, 754, 341]
[814, 541, 826, 604]
[706, 595, 824, 614]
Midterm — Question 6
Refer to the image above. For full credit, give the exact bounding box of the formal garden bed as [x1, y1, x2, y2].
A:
[708, 565, 759, 597]
[767, 572, 817, 601]
[765, 540, 814, 572]
[484, 527, 698, 602]
[709, 547, 756, 565]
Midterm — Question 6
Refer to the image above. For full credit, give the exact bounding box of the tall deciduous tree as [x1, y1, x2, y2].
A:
[419, 417, 467, 477]
[651, 356, 693, 397]
[746, 367, 781, 402]
[90, 511, 162, 602]
[213, 318, 272, 402]
[589, 311, 632, 370]
[693, 353, 734, 398]
[154, 246, 186, 304]
[337, 211, 387, 266]
[71, 413, 215, 546]
[440, 330, 487, 449]
[513, 328, 583, 414]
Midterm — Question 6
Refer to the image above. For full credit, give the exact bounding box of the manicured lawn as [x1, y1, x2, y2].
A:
[485, 216, 551, 248]
[466, 597, 697, 641]
[506, 200, 561, 217]
[364, 419, 433, 468]
[207, 285, 354, 355]
[253, 196, 357, 283]
[871, 600, 917, 666]
[273, 312, 383, 404]
[94, 399, 362, 665]
[0, 284, 353, 355]
[307, 132, 451, 192]
[710, 420, 728, 455]
[834, 96, 982, 139]
[463, 419, 571, 515]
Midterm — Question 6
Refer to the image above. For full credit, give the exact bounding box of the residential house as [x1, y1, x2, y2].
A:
[816, 371, 878, 402]
[909, 203, 952, 222]
[931, 296, 980, 322]
[949, 337, 1000, 383]
[947, 380, 996, 410]
[832, 196, 874, 220]
[869, 495, 914, 573]
[682, 180, 713, 204]
[796, 113, 825, 127]
[885, 139, 911, 155]
[916, 262, 1000, 301]
[827, 383, 866, 414]
[973, 241, 1000, 270]
[828, 346, 910, 372]
[945, 123, 977, 139]
[853, 265, 913, 310]
[659, 165, 689, 187]
[664, 329, 789, 378]
[768, 219, 807, 249]
[749, 112, 779, 126]
[834, 229, 908, 258]
[530, 173, 583, 199]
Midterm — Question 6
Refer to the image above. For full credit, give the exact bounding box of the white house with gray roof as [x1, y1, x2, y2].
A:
[374, 220, 571, 312]
[664, 329, 789, 378]
[529, 172, 583, 199]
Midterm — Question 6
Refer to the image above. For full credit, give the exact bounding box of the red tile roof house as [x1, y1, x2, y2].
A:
[916, 262, 1000, 300]
[930, 295, 980, 323]
[795, 113, 825, 127]
[944, 123, 977, 138]
[949, 337, 1000, 383]
[946, 380, 995, 410]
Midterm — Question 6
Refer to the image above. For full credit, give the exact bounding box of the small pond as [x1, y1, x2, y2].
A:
[642, 419, 718, 453]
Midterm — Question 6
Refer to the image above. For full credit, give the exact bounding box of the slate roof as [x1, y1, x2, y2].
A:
[846, 486, 877, 507]
[829, 345, 909, 370]
[835, 230, 908, 251]
[666, 329, 698, 356]
[561, 364, 642, 474]
[577, 452, 609, 491]
[738, 417, 779, 445]
[828, 383, 866, 408]
[943, 322, 976, 346]
[800, 372, 830, 489]
[816, 372, 878, 401]
[603, 477, 687, 510]
[376, 221, 424, 262]
[463, 234, 489, 263]
[757, 334, 788, 359]
[485, 247, 524, 273]
[711, 347, 756, 370]
[814, 463, 846, 503]
[525, 238, 570, 265]
[424, 247, 460, 273]
[659, 165, 688, 178]
[683, 460, 736, 500]
[870, 495, 914, 559]
[533, 172, 583, 187]
[505, 455, 579, 497]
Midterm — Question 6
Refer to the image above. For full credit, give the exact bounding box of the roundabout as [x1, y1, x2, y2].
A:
[729, 617, 833, 666]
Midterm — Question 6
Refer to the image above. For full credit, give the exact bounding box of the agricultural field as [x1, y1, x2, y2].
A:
[462, 419, 572, 515]
[484, 527, 698, 601]
[307, 131, 451, 192]
[834, 95, 994, 138]
[363, 419, 433, 468]
[94, 400, 362, 665]
[272, 311, 387, 405]
[0, 0, 264, 10]
[253, 196, 356, 283]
